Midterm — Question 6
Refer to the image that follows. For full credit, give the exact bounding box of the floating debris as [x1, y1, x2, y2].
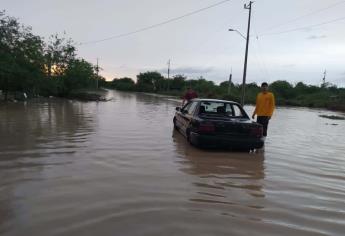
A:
[319, 115, 345, 120]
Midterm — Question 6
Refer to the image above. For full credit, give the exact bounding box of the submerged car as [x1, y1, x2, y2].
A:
[173, 99, 264, 150]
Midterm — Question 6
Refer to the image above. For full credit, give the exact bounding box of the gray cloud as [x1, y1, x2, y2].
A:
[281, 64, 296, 68]
[301, 27, 313, 32]
[3, 0, 344, 86]
[307, 35, 327, 40]
[158, 66, 214, 75]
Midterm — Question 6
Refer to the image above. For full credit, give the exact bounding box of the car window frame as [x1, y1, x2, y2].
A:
[230, 103, 249, 118]
[186, 101, 198, 115]
[197, 101, 249, 118]
[199, 101, 224, 114]
[181, 102, 192, 114]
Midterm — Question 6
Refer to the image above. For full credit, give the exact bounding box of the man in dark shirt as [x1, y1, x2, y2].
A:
[182, 87, 198, 106]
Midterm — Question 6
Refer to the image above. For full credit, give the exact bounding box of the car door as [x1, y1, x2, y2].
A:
[175, 102, 192, 129]
[180, 101, 198, 136]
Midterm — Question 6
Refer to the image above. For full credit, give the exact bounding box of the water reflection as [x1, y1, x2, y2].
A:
[0, 98, 95, 159]
[172, 130, 266, 208]
[0, 186, 13, 235]
[1, 90, 345, 236]
[0, 98, 96, 235]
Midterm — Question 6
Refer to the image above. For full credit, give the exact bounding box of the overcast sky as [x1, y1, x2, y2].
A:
[2, 0, 345, 86]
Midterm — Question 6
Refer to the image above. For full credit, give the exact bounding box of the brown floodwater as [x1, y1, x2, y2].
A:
[0, 90, 344, 236]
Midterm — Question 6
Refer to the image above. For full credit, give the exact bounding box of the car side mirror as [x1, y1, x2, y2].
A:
[175, 107, 181, 111]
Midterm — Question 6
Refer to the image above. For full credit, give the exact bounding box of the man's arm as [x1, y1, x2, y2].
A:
[268, 93, 275, 118]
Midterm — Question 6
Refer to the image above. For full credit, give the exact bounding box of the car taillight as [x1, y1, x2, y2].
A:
[250, 126, 263, 137]
[198, 122, 215, 133]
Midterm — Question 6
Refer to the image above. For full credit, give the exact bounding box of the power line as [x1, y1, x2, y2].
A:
[261, 0, 345, 33]
[251, 40, 270, 81]
[80, 0, 232, 45]
[260, 15, 345, 37]
[256, 38, 271, 80]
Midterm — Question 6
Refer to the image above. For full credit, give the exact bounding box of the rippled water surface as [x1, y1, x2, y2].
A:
[1, 90, 344, 236]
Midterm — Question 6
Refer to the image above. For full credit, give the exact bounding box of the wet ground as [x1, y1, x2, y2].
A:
[0, 90, 344, 236]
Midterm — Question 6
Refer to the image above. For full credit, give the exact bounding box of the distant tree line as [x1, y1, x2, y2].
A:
[1, 11, 344, 110]
[0, 11, 105, 100]
[107, 71, 345, 111]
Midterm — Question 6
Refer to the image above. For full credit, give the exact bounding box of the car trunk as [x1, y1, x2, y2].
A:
[199, 115, 261, 137]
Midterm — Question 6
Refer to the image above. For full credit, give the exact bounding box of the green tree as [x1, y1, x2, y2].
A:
[171, 74, 186, 90]
[193, 77, 215, 96]
[0, 11, 45, 99]
[270, 80, 294, 99]
[0, 11, 106, 100]
[97, 76, 107, 88]
[63, 59, 96, 92]
[112, 77, 135, 91]
[45, 33, 76, 78]
[136, 71, 163, 92]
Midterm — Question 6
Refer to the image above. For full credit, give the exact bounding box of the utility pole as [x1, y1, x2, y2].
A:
[96, 58, 99, 89]
[241, 1, 253, 106]
[167, 59, 171, 91]
[322, 69, 327, 84]
[228, 67, 232, 95]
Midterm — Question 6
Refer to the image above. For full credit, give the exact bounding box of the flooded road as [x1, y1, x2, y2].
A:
[0, 90, 344, 236]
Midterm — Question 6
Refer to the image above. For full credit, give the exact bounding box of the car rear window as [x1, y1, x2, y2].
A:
[199, 101, 245, 117]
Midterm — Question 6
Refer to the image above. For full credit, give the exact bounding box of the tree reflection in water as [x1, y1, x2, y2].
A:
[0, 98, 96, 234]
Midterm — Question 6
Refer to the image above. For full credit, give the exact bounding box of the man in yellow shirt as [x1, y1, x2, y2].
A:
[252, 82, 275, 138]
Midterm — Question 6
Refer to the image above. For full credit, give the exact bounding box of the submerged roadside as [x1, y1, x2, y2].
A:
[0, 88, 108, 102]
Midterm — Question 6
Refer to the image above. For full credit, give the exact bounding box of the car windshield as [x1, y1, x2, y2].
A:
[199, 101, 246, 117]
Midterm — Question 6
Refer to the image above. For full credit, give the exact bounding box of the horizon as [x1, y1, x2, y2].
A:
[2, 0, 345, 87]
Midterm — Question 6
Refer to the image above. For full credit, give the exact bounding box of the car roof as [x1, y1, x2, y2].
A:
[190, 98, 240, 105]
